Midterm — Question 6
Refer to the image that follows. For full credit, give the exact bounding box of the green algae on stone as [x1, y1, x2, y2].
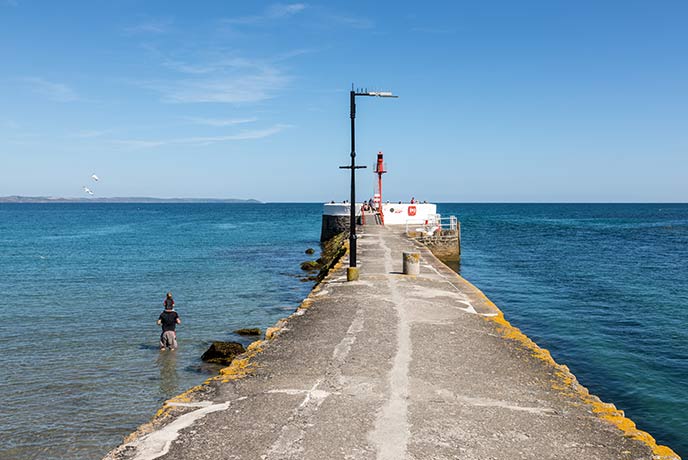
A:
[234, 328, 261, 336]
[201, 341, 246, 365]
[300, 260, 321, 271]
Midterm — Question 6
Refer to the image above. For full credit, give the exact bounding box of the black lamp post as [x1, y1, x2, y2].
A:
[340, 86, 398, 279]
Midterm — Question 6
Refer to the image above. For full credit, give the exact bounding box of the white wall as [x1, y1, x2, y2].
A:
[322, 203, 360, 216]
[323, 202, 437, 226]
[382, 203, 437, 225]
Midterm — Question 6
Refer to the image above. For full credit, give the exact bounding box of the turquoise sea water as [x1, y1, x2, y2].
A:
[0, 203, 322, 460]
[0, 203, 686, 459]
[439, 203, 688, 457]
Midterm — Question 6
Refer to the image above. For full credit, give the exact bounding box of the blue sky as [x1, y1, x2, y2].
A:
[1, 1, 686, 202]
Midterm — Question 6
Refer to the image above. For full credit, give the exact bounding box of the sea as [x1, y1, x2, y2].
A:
[0, 202, 686, 459]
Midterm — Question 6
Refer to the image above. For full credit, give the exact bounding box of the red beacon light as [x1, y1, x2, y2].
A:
[373, 151, 387, 223]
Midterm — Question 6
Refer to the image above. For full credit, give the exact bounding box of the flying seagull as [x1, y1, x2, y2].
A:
[91, 174, 99, 182]
[83, 186, 94, 196]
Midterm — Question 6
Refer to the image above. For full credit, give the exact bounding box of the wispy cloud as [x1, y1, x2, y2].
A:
[23, 77, 78, 102]
[124, 19, 172, 35]
[162, 61, 217, 75]
[143, 58, 290, 104]
[223, 3, 306, 25]
[327, 14, 374, 29]
[113, 124, 290, 149]
[273, 48, 314, 62]
[185, 117, 258, 127]
[112, 139, 168, 149]
[162, 56, 258, 75]
[267, 3, 306, 18]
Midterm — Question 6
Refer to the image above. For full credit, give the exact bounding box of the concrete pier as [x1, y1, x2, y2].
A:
[106, 226, 679, 460]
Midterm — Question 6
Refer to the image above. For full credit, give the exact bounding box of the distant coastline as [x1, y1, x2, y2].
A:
[0, 196, 262, 204]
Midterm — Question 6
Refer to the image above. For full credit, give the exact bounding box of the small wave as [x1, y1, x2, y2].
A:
[42, 224, 134, 241]
[215, 223, 238, 230]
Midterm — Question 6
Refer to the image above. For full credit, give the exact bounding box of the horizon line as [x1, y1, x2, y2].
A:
[1, 196, 687, 205]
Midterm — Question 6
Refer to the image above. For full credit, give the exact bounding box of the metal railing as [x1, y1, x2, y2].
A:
[405, 214, 459, 238]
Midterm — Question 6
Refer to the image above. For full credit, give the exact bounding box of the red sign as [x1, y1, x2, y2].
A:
[408, 205, 417, 216]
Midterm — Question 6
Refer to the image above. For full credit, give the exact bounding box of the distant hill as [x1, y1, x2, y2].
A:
[0, 196, 262, 204]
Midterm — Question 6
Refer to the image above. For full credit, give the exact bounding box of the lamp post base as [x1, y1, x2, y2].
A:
[346, 267, 359, 282]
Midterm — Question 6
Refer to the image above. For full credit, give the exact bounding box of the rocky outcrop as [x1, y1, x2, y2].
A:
[300, 260, 320, 271]
[299, 232, 347, 282]
[234, 328, 261, 336]
[201, 341, 246, 365]
[315, 232, 347, 283]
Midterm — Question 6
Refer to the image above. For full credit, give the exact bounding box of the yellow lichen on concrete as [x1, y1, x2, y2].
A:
[483, 307, 679, 459]
[471, 288, 505, 316]
[212, 338, 270, 382]
[147, 383, 206, 422]
[265, 326, 282, 340]
[265, 319, 290, 340]
[114, 332, 269, 445]
[403, 252, 421, 263]
[111, 243, 350, 455]
[119, 381, 209, 445]
[246, 340, 264, 352]
[217, 357, 255, 383]
[300, 298, 315, 309]
[167, 385, 205, 404]
[580, 393, 679, 459]
[416, 242, 680, 458]
[487, 312, 560, 367]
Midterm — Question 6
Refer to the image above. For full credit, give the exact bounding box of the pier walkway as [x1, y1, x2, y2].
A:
[107, 226, 677, 460]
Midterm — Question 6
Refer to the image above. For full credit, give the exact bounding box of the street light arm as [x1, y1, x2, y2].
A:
[354, 91, 399, 98]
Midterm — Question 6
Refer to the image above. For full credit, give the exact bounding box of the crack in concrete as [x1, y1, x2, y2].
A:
[435, 389, 559, 416]
[369, 233, 411, 460]
[265, 307, 367, 459]
[128, 402, 231, 460]
[264, 380, 327, 460]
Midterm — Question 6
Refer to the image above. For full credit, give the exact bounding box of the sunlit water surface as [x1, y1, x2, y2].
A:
[439, 203, 688, 457]
[0, 203, 321, 459]
[1, 203, 686, 458]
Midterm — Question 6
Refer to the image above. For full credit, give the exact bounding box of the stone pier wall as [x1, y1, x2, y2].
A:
[320, 215, 349, 241]
[420, 230, 461, 262]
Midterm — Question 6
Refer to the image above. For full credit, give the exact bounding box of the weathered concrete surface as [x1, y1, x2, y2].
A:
[105, 226, 679, 460]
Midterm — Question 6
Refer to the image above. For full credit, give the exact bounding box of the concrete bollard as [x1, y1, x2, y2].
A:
[402, 252, 420, 275]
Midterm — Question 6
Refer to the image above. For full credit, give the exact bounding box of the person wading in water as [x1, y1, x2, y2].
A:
[158, 292, 181, 351]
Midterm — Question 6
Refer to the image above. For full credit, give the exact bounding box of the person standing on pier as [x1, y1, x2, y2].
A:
[158, 294, 181, 351]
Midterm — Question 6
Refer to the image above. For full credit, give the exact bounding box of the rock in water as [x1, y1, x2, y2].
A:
[234, 328, 261, 336]
[300, 260, 321, 271]
[305, 248, 315, 254]
[201, 341, 246, 365]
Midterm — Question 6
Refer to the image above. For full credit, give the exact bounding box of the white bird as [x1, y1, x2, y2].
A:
[83, 186, 94, 195]
[91, 174, 99, 182]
